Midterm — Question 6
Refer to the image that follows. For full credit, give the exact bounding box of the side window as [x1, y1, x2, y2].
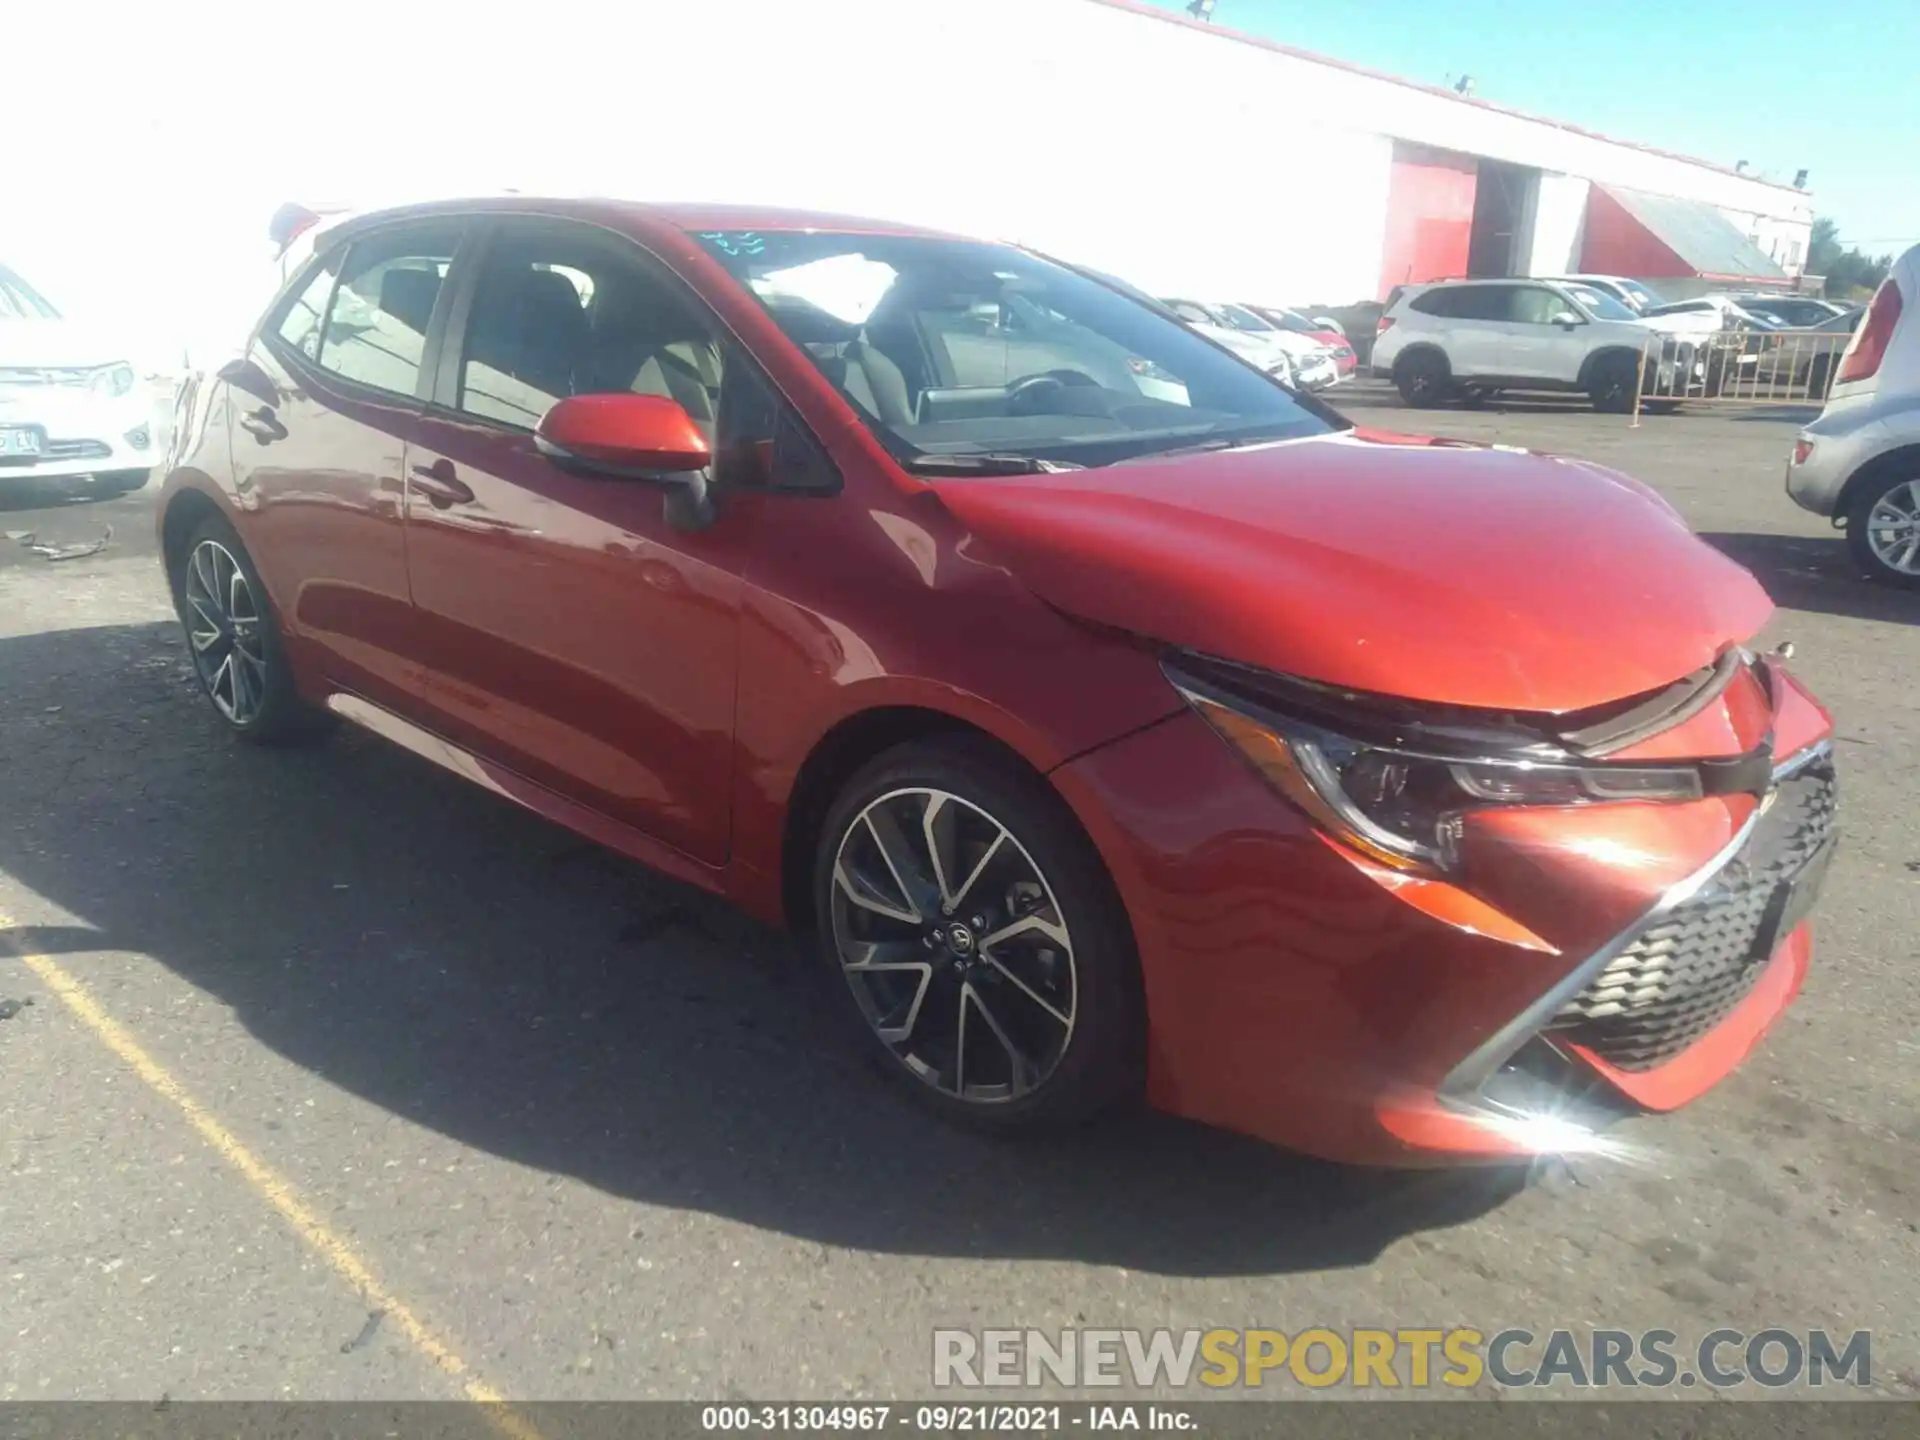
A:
[1409, 289, 1458, 318]
[314, 224, 462, 396]
[273, 255, 341, 360]
[456, 228, 723, 435]
[1507, 288, 1565, 325]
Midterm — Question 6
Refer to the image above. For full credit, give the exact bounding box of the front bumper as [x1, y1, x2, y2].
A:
[0, 385, 159, 483]
[1052, 668, 1836, 1166]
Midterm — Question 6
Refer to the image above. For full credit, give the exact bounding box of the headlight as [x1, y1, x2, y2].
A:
[91, 363, 137, 397]
[1170, 668, 1706, 873]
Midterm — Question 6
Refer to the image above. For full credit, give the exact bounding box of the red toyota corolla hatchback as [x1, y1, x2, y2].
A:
[158, 198, 1837, 1165]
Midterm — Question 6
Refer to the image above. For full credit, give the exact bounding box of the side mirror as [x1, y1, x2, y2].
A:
[536, 393, 710, 473]
[536, 393, 718, 529]
[1552, 311, 1583, 329]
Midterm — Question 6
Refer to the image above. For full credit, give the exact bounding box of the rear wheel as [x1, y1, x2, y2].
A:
[1845, 470, 1920, 589]
[1393, 350, 1449, 407]
[812, 739, 1142, 1131]
[172, 514, 329, 742]
[1588, 353, 1639, 413]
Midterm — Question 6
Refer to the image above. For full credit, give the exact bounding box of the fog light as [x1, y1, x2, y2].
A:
[1792, 438, 1814, 466]
[125, 425, 151, 451]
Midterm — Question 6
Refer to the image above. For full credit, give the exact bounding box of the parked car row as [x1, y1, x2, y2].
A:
[1160, 299, 1345, 391]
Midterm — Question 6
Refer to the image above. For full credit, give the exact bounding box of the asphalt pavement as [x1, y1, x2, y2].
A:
[2, 390, 1917, 1405]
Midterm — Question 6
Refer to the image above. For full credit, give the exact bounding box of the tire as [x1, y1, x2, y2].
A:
[1588, 353, 1639, 413]
[811, 738, 1143, 1132]
[1644, 400, 1682, 415]
[1393, 349, 1449, 407]
[172, 513, 330, 742]
[92, 467, 152, 495]
[1844, 469, 1920, 589]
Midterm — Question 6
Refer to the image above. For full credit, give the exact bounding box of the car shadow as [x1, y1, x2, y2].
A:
[1701, 531, 1920, 626]
[0, 621, 1526, 1280]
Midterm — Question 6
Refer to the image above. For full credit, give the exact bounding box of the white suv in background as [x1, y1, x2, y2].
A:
[1371, 278, 1666, 412]
[1787, 244, 1920, 586]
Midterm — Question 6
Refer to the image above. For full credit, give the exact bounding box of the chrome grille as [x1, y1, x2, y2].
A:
[45, 439, 113, 460]
[1549, 755, 1837, 1071]
[0, 366, 92, 388]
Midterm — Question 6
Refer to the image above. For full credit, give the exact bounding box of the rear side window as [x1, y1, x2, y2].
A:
[1412, 286, 1506, 320]
[274, 256, 340, 359]
[313, 224, 463, 396]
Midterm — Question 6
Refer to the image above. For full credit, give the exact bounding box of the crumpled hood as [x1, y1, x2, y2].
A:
[0, 318, 135, 369]
[936, 430, 1772, 714]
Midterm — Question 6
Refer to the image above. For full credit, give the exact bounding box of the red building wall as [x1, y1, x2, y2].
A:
[1377, 143, 1478, 299]
[1579, 186, 1690, 277]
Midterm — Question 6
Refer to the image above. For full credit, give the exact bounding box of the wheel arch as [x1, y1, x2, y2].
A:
[1577, 345, 1644, 390]
[159, 483, 232, 588]
[1835, 443, 1920, 527]
[1391, 343, 1451, 379]
[778, 704, 1052, 934]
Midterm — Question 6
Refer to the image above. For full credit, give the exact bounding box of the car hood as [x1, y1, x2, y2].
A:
[0, 318, 132, 369]
[935, 430, 1771, 714]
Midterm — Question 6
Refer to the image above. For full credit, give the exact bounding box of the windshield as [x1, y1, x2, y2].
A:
[1617, 279, 1662, 311]
[694, 231, 1340, 468]
[1564, 285, 1638, 322]
[1218, 304, 1277, 333]
[0, 265, 60, 320]
[1273, 309, 1321, 334]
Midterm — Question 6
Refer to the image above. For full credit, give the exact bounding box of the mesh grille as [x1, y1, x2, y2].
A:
[1550, 755, 1837, 1071]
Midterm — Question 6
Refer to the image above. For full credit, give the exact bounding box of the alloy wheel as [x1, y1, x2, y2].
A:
[829, 787, 1077, 1103]
[1865, 480, 1920, 575]
[183, 539, 270, 725]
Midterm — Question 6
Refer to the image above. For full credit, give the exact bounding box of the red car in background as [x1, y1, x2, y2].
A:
[1249, 304, 1358, 376]
[159, 197, 1835, 1166]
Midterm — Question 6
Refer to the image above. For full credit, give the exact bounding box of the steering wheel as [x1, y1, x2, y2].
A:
[1006, 369, 1098, 415]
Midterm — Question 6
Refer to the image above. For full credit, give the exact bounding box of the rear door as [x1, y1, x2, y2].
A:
[1411, 285, 1514, 377]
[399, 215, 765, 865]
[230, 219, 464, 716]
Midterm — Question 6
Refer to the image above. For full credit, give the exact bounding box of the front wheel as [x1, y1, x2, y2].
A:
[1846, 471, 1920, 589]
[1588, 354, 1639, 413]
[812, 740, 1143, 1131]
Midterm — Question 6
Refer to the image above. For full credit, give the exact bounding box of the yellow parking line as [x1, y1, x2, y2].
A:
[5, 919, 543, 1440]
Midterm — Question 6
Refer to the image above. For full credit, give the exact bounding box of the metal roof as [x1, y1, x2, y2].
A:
[1598, 185, 1787, 281]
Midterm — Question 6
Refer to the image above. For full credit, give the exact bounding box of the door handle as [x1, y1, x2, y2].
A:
[237, 407, 287, 443]
[409, 458, 476, 509]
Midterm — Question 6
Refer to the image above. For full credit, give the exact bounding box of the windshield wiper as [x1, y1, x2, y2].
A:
[903, 452, 1084, 476]
[1114, 432, 1288, 464]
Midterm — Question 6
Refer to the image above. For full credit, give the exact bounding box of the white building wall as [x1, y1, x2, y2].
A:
[1518, 175, 1593, 276]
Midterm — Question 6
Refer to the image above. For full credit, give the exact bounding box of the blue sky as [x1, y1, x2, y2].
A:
[1137, 0, 1920, 257]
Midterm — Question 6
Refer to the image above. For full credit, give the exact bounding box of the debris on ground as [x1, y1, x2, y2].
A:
[0, 997, 35, 1020]
[12, 524, 114, 562]
[340, 1309, 386, 1354]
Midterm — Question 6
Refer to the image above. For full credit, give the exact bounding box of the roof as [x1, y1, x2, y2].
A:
[1598, 185, 1787, 281]
[1088, 0, 1807, 195]
[313, 196, 958, 248]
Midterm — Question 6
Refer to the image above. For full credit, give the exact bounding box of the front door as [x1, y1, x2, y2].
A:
[1502, 284, 1588, 384]
[400, 217, 756, 865]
